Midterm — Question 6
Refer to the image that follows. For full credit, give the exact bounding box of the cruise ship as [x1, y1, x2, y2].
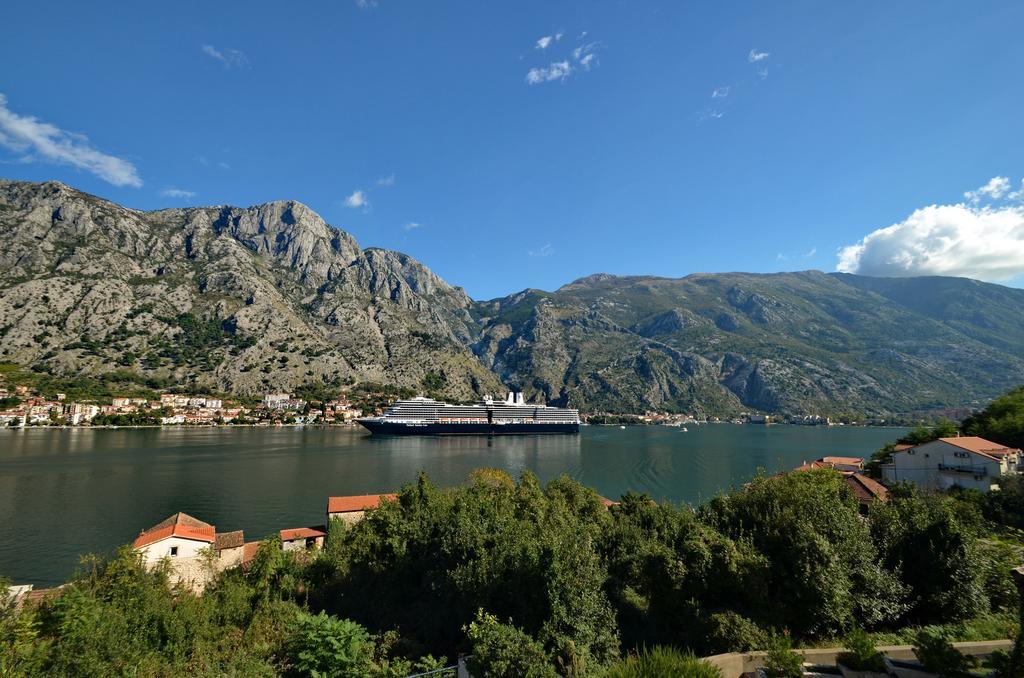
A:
[358, 392, 580, 436]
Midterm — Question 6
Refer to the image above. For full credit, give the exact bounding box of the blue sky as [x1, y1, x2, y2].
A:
[2, 1, 1023, 299]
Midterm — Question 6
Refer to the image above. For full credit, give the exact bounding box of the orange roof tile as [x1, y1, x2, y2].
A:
[327, 493, 398, 514]
[280, 526, 328, 541]
[132, 512, 216, 549]
[241, 541, 263, 566]
[938, 436, 1021, 461]
[844, 473, 890, 505]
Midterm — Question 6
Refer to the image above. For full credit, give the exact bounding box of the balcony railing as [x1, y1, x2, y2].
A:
[938, 463, 988, 476]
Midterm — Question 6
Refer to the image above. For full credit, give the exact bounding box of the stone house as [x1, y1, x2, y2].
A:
[132, 512, 248, 592]
[326, 493, 398, 526]
[280, 526, 327, 551]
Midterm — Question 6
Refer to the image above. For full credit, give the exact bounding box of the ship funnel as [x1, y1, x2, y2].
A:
[506, 391, 514, 404]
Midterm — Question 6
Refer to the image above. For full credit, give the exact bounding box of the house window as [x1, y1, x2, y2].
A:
[170, 546, 178, 557]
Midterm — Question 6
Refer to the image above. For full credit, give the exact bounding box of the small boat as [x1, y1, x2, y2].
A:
[681, 427, 688, 432]
[619, 425, 626, 429]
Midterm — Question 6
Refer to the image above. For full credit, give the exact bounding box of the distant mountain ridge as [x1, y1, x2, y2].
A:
[2, 179, 1023, 416]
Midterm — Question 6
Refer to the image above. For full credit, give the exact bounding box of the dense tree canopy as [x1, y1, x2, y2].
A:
[963, 385, 1024, 451]
[2, 467, 1018, 676]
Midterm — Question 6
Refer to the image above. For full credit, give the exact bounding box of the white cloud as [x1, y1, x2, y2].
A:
[526, 61, 572, 85]
[964, 176, 1011, 203]
[711, 86, 730, 98]
[356, 0, 378, 9]
[377, 174, 395, 187]
[757, 67, 769, 80]
[403, 221, 420, 231]
[748, 49, 770, 62]
[160, 187, 196, 199]
[529, 243, 555, 257]
[804, 247, 817, 257]
[526, 37, 600, 85]
[837, 196, 1024, 282]
[1009, 180, 1024, 201]
[344, 189, 370, 209]
[201, 45, 248, 69]
[697, 108, 724, 123]
[0, 94, 142, 187]
[572, 41, 601, 72]
[536, 32, 565, 50]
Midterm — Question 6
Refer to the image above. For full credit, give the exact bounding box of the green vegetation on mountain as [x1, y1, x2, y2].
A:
[3, 179, 1024, 415]
[472, 272, 1024, 415]
[3, 469, 1020, 676]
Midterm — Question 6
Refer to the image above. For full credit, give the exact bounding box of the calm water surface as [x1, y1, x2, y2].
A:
[0, 424, 906, 585]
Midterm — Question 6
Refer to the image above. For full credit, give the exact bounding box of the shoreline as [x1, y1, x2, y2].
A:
[0, 421, 913, 431]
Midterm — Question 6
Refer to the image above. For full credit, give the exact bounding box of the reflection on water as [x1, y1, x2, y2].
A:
[0, 424, 903, 585]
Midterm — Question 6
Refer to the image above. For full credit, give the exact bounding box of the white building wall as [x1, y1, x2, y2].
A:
[136, 536, 211, 565]
[888, 440, 1006, 493]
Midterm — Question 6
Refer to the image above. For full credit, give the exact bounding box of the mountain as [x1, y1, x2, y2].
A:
[0, 180, 502, 399]
[472, 272, 1024, 416]
[2, 179, 1023, 416]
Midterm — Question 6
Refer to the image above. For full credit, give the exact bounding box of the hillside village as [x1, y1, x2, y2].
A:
[0, 384, 363, 428]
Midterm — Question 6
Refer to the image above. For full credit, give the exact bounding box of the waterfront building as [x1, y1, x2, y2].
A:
[132, 512, 248, 591]
[66, 403, 99, 425]
[327, 493, 398, 525]
[264, 393, 305, 410]
[0, 409, 26, 427]
[881, 436, 1021, 493]
[280, 526, 327, 552]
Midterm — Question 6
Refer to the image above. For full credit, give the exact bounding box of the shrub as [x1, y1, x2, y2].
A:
[286, 611, 373, 678]
[465, 609, 556, 678]
[764, 632, 803, 678]
[601, 646, 723, 678]
[702, 611, 769, 654]
[913, 628, 977, 677]
[836, 626, 885, 673]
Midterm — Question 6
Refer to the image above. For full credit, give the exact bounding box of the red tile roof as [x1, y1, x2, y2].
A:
[241, 541, 263, 566]
[214, 530, 245, 550]
[938, 436, 1021, 461]
[598, 496, 619, 507]
[327, 493, 398, 514]
[280, 526, 328, 541]
[132, 512, 216, 549]
[844, 473, 890, 505]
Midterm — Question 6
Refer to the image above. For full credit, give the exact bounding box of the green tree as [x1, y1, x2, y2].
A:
[870, 490, 987, 624]
[286, 611, 373, 678]
[962, 385, 1024, 450]
[465, 609, 557, 678]
[763, 632, 803, 678]
[702, 470, 905, 637]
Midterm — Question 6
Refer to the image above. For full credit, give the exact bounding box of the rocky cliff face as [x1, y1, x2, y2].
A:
[0, 180, 501, 398]
[3, 179, 1023, 415]
[471, 272, 1024, 416]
